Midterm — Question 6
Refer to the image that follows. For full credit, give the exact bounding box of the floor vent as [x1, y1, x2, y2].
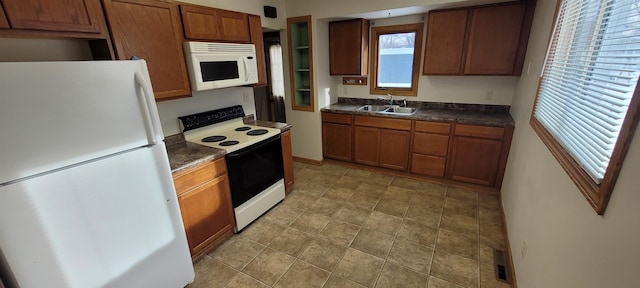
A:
[493, 249, 511, 283]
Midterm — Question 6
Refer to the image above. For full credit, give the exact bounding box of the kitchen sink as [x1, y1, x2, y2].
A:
[356, 105, 389, 112]
[382, 106, 417, 115]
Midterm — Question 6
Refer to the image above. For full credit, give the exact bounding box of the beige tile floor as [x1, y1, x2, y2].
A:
[188, 162, 512, 288]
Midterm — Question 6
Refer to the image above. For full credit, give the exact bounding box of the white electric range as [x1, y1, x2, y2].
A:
[179, 106, 285, 231]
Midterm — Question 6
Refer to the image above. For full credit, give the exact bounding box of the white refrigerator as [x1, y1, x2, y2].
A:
[0, 61, 194, 287]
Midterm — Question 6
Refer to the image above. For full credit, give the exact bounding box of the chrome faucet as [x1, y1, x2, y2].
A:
[377, 94, 394, 106]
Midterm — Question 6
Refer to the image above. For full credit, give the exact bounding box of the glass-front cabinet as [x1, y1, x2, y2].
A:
[287, 15, 314, 111]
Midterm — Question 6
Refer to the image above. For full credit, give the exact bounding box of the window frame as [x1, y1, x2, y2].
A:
[369, 23, 424, 96]
[530, 0, 640, 215]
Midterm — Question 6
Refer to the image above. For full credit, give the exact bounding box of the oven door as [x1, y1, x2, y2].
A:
[225, 135, 284, 208]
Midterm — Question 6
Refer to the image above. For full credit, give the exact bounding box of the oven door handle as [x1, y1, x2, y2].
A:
[227, 134, 281, 158]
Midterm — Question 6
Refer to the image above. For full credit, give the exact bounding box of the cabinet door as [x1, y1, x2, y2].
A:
[411, 154, 446, 178]
[379, 129, 410, 171]
[423, 9, 468, 75]
[0, 3, 9, 29]
[281, 130, 294, 192]
[1, 0, 103, 33]
[354, 126, 380, 166]
[249, 14, 267, 86]
[178, 174, 234, 257]
[180, 4, 220, 40]
[217, 10, 250, 43]
[413, 132, 449, 157]
[329, 18, 369, 75]
[103, 0, 191, 101]
[449, 136, 502, 186]
[464, 3, 526, 75]
[323, 123, 352, 161]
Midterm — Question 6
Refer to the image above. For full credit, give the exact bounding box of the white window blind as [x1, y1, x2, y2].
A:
[534, 0, 640, 183]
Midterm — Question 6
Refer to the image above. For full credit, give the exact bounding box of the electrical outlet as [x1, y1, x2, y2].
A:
[527, 62, 532, 75]
[243, 92, 249, 103]
[521, 240, 528, 259]
[484, 90, 493, 102]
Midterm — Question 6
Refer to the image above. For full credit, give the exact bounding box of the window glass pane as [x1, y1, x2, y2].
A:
[377, 32, 416, 88]
[534, 0, 640, 183]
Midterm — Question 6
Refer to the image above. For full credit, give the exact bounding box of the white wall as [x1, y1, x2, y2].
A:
[502, 0, 640, 287]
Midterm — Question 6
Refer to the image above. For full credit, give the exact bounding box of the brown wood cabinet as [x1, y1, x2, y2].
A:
[353, 115, 411, 171]
[448, 124, 507, 186]
[1, 0, 105, 33]
[322, 112, 353, 162]
[464, 3, 526, 75]
[0, 3, 9, 29]
[329, 18, 369, 75]
[173, 158, 235, 260]
[179, 4, 221, 40]
[423, 9, 468, 75]
[411, 121, 451, 178]
[217, 10, 250, 43]
[423, 1, 534, 76]
[179, 4, 250, 43]
[281, 130, 294, 192]
[103, 0, 191, 101]
[249, 14, 267, 86]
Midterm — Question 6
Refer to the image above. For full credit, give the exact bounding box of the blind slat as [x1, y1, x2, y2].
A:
[534, 0, 640, 184]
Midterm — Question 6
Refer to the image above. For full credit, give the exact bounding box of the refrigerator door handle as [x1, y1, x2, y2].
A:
[135, 71, 158, 145]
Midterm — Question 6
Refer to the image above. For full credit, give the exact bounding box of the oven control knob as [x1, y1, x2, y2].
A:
[221, 112, 226, 117]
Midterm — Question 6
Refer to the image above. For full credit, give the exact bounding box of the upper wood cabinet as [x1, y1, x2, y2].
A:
[0, 3, 10, 29]
[423, 1, 534, 76]
[329, 18, 369, 75]
[179, 4, 250, 43]
[423, 9, 468, 75]
[217, 10, 250, 43]
[179, 4, 220, 40]
[103, 0, 191, 101]
[1, 0, 105, 33]
[464, 3, 526, 75]
[249, 14, 267, 86]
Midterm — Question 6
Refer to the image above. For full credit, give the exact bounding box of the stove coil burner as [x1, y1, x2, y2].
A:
[220, 140, 240, 146]
[247, 129, 269, 136]
[235, 126, 251, 131]
[202, 135, 227, 142]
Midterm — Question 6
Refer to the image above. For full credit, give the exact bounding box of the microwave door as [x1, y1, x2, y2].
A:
[191, 54, 246, 91]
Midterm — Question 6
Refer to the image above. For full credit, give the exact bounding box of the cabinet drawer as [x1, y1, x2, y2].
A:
[173, 158, 227, 195]
[411, 154, 446, 178]
[455, 124, 504, 139]
[415, 121, 451, 134]
[413, 132, 449, 157]
[354, 115, 411, 131]
[322, 112, 352, 124]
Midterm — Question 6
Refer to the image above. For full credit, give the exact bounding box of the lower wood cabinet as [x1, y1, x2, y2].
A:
[411, 121, 451, 178]
[448, 124, 511, 187]
[322, 112, 353, 161]
[353, 115, 412, 171]
[173, 158, 234, 260]
[281, 130, 294, 192]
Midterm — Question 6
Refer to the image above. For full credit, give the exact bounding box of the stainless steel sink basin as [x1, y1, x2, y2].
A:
[356, 105, 389, 112]
[383, 106, 417, 114]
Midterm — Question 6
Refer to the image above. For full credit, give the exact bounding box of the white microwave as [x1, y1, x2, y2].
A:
[184, 42, 258, 91]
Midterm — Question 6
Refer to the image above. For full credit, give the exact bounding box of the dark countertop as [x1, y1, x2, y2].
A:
[164, 134, 226, 174]
[165, 119, 292, 174]
[321, 103, 514, 126]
